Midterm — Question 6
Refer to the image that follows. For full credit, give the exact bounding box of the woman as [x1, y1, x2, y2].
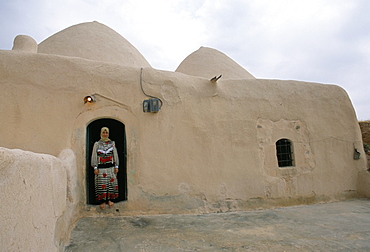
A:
[91, 127, 119, 209]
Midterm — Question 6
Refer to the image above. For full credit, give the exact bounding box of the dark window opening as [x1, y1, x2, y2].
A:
[276, 138, 294, 167]
[86, 118, 127, 204]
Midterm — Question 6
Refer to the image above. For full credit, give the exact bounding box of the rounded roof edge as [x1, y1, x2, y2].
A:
[12, 35, 38, 53]
[175, 46, 255, 80]
[38, 21, 151, 68]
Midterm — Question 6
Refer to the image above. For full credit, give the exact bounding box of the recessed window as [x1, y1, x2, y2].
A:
[276, 138, 294, 167]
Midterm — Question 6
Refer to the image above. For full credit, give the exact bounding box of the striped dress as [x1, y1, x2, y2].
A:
[91, 140, 119, 202]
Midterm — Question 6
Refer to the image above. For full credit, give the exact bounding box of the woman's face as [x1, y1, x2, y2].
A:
[102, 130, 109, 139]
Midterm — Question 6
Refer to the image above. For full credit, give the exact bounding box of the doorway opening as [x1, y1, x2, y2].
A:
[86, 118, 127, 204]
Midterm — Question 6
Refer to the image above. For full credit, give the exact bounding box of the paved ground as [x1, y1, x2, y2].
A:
[65, 199, 370, 251]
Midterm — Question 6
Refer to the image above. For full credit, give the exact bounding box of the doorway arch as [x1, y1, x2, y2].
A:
[86, 118, 127, 204]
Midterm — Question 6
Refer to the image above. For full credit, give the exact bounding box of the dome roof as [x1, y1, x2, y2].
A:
[12, 35, 38, 53]
[38, 21, 151, 67]
[176, 47, 255, 80]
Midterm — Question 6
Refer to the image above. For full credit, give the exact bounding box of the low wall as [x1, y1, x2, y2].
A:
[358, 170, 370, 198]
[0, 147, 75, 251]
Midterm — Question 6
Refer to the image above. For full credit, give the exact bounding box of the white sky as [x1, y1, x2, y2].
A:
[1, 0, 369, 120]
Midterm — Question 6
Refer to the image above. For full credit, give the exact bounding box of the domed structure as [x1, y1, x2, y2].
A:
[1, 21, 368, 252]
[12, 35, 38, 53]
[38, 21, 151, 67]
[175, 46, 255, 80]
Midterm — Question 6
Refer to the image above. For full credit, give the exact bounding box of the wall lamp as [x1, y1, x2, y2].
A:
[84, 95, 96, 104]
[210, 75, 222, 83]
[82, 93, 130, 110]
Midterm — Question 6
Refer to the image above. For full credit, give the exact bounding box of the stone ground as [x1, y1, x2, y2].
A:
[65, 199, 370, 251]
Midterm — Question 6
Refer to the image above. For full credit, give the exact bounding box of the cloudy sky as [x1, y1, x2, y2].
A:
[1, 0, 369, 120]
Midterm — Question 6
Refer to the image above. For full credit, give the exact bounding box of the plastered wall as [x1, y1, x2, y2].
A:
[0, 147, 75, 251]
[0, 23, 369, 250]
[0, 49, 367, 216]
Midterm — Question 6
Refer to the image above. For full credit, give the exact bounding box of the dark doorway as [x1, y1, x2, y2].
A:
[86, 118, 127, 204]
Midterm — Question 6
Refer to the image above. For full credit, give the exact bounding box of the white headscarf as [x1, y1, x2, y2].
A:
[100, 127, 111, 142]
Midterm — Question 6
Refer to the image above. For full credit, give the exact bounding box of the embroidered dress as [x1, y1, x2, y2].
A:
[91, 140, 119, 203]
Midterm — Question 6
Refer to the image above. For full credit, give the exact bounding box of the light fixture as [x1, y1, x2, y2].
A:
[84, 95, 96, 104]
[210, 75, 222, 83]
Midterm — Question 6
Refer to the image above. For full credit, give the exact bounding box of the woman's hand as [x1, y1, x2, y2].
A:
[94, 169, 99, 175]
[114, 168, 119, 174]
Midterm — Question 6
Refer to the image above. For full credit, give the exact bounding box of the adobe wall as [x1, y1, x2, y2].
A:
[0, 50, 368, 218]
[0, 147, 77, 251]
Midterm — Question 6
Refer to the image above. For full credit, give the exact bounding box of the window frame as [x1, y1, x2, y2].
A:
[276, 138, 295, 167]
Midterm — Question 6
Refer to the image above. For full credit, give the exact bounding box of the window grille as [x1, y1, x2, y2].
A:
[276, 139, 294, 167]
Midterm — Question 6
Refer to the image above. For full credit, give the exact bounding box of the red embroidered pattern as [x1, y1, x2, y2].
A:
[99, 156, 113, 164]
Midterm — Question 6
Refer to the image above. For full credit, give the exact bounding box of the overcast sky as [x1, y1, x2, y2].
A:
[1, 0, 369, 120]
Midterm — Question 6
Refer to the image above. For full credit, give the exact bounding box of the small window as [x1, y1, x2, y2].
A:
[276, 138, 294, 167]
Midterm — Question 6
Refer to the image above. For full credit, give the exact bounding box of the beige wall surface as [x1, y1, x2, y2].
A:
[0, 49, 367, 217]
[0, 147, 70, 251]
